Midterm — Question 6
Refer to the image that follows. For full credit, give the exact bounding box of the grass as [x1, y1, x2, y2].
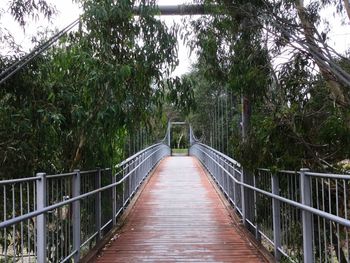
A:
[171, 148, 188, 154]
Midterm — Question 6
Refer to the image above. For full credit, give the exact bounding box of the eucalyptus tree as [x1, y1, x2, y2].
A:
[60, 0, 181, 169]
[3, 0, 55, 27]
[183, 64, 237, 155]
[186, 0, 350, 171]
[261, 0, 350, 108]
[0, 0, 183, 179]
[187, 0, 271, 141]
[0, 0, 56, 55]
[190, 0, 350, 106]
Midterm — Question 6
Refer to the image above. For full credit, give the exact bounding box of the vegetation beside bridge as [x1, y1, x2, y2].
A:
[1, 0, 350, 181]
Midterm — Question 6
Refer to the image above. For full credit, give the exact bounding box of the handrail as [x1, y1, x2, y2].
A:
[190, 142, 350, 263]
[116, 143, 162, 168]
[0, 145, 163, 228]
[192, 144, 350, 226]
[0, 142, 170, 262]
[305, 170, 350, 179]
[0, 176, 41, 185]
[194, 142, 241, 167]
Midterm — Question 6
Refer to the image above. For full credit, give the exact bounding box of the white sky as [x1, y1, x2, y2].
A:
[1, 0, 350, 76]
[0, 0, 197, 76]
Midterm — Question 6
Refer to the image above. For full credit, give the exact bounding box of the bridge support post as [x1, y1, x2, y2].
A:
[271, 173, 281, 261]
[36, 172, 47, 263]
[95, 168, 102, 241]
[72, 170, 81, 262]
[300, 168, 313, 263]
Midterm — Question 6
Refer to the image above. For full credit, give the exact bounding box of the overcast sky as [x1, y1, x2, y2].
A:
[1, 0, 350, 76]
[1, 0, 197, 76]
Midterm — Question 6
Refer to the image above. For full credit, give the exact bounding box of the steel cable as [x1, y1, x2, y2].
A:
[0, 18, 79, 85]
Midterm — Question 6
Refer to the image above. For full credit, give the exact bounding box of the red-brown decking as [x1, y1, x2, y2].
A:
[94, 157, 268, 263]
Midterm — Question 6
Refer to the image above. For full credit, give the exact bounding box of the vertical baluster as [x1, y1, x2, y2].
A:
[20, 183, 23, 263]
[95, 169, 102, 241]
[253, 173, 261, 242]
[3, 185, 8, 261]
[26, 182, 31, 263]
[322, 178, 328, 263]
[328, 178, 333, 259]
[51, 179, 55, 261]
[311, 176, 315, 261]
[315, 178, 322, 262]
[60, 178, 64, 260]
[344, 180, 349, 262]
[66, 177, 70, 259]
[335, 179, 340, 262]
[271, 172, 281, 261]
[12, 184, 16, 261]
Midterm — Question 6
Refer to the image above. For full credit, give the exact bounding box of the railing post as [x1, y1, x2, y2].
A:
[241, 168, 247, 226]
[253, 173, 261, 243]
[233, 167, 238, 210]
[36, 172, 47, 263]
[112, 173, 117, 227]
[300, 168, 313, 263]
[72, 169, 81, 262]
[123, 164, 127, 208]
[271, 172, 281, 261]
[95, 168, 102, 241]
[167, 122, 171, 148]
[189, 125, 193, 146]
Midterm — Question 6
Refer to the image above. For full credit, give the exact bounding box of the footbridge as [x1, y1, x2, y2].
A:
[1, 129, 350, 263]
[1, 3, 350, 263]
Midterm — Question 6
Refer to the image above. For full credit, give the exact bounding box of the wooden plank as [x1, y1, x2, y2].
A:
[93, 157, 269, 262]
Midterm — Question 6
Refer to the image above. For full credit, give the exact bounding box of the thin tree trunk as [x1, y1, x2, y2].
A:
[295, 0, 349, 108]
[241, 95, 251, 142]
[70, 134, 86, 170]
[343, 0, 350, 21]
[177, 133, 183, 148]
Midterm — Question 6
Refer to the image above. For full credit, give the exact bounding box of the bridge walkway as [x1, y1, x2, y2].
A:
[93, 156, 269, 262]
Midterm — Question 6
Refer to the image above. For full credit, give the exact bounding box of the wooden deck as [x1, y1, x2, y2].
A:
[94, 157, 269, 262]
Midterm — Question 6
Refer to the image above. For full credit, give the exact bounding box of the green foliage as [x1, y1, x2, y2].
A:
[166, 76, 196, 115]
[0, 0, 180, 178]
[187, 1, 350, 172]
[7, 0, 56, 27]
[233, 53, 350, 171]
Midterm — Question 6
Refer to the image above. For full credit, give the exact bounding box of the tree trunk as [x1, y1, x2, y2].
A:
[177, 133, 183, 148]
[70, 134, 86, 170]
[343, 0, 350, 21]
[295, 0, 350, 108]
[241, 95, 251, 142]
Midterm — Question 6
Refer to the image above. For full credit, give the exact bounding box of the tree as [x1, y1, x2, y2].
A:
[0, 0, 181, 178]
[6, 0, 56, 27]
[186, 0, 350, 172]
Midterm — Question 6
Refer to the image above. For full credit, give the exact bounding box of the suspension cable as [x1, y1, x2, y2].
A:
[0, 18, 80, 85]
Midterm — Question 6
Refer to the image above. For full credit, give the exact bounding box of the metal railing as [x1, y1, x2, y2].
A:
[0, 143, 170, 262]
[190, 142, 350, 263]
